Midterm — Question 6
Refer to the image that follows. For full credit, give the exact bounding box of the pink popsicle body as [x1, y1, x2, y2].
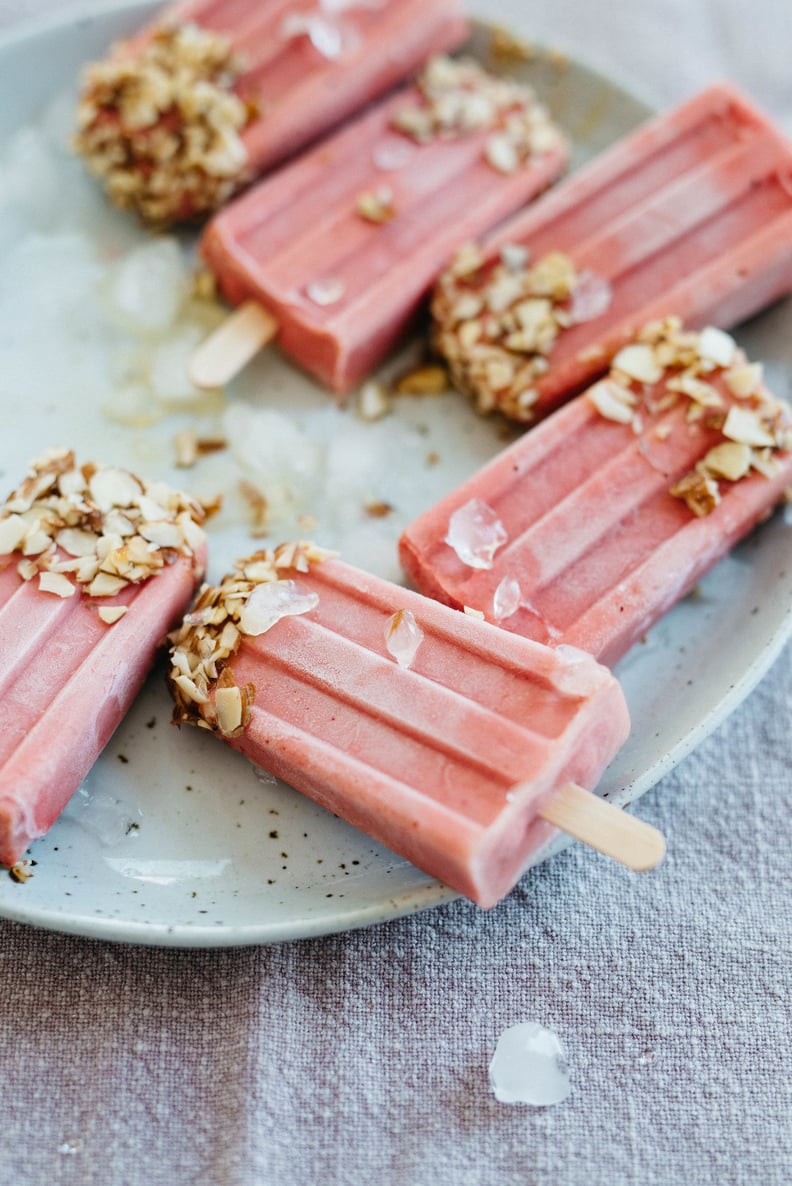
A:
[0, 455, 207, 867]
[200, 61, 569, 391]
[143, 0, 469, 174]
[167, 548, 629, 907]
[434, 83, 792, 422]
[400, 322, 792, 667]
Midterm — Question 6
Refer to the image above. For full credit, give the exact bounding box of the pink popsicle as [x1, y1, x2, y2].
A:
[166, 543, 632, 907]
[198, 55, 569, 392]
[0, 451, 207, 867]
[399, 319, 792, 667]
[75, 0, 468, 223]
[432, 83, 792, 423]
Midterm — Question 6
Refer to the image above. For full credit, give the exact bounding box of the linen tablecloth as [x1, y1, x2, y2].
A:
[0, 1, 790, 1183]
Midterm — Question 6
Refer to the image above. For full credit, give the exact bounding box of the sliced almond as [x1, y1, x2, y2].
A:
[725, 362, 763, 399]
[587, 379, 636, 424]
[38, 571, 76, 598]
[722, 406, 776, 448]
[702, 441, 752, 481]
[98, 605, 128, 625]
[612, 344, 663, 385]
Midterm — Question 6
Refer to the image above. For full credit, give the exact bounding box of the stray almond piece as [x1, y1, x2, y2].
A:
[463, 605, 485, 619]
[703, 441, 752, 481]
[358, 380, 390, 421]
[98, 605, 129, 625]
[9, 861, 34, 884]
[239, 480, 268, 536]
[356, 187, 396, 224]
[395, 365, 449, 395]
[365, 500, 393, 519]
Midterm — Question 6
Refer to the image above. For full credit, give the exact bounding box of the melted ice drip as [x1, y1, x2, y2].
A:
[445, 498, 508, 569]
[489, 1021, 572, 1106]
[239, 580, 319, 636]
[384, 609, 424, 668]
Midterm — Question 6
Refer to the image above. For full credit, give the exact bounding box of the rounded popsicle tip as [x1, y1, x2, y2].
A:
[74, 24, 252, 226]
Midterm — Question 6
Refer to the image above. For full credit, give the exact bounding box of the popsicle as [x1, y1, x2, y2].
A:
[74, 0, 469, 224]
[0, 449, 207, 867]
[166, 542, 663, 908]
[191, 54, 569, 392]
[430, 83, 792, 423]
[400, 318, 792, 667]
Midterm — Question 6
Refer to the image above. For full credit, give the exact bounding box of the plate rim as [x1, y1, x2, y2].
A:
[0, 0, 789, 946]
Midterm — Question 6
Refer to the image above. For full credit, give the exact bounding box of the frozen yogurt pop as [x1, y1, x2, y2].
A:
[0, 450, 207, 867]
[400, 318, 792, 667]
[166, 543, 663, 908]
[74, 0, 468, 224]
[430, 83, 792, 423]
[190, 55, 569, 392]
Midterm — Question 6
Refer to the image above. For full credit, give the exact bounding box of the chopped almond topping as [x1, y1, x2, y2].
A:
[391, 56, 564, 177]
[669, 469, 721, 517]
[578, 320, 792, 516]
[74, 24, 251, 225]
[0, 450, 206, 620]
[167, 542, 332, 735]
[432, 248, 605, 422]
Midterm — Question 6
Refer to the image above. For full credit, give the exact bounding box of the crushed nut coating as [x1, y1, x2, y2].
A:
[167, 541, 331, 736]
[391, 56, 564, 173]
[590, 318, 792, 515]
[433, 245, 591, 420]
[0, 449, 207, 612]
[74, 24, 251, 225]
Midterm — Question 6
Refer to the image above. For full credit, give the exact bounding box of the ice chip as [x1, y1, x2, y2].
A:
[489, 1021, 572, 1106]
[281, 13, 344, 59]
[445, 498, 507, 569]
[103, 238, 187, 334]
[239, 580, 319, 636]
[384, 608, 424, 668]
[373, 136, 417, 171]
[567, 269, 612, 324]
[306, 277, 347, 306]
[493, 575, 521, 620]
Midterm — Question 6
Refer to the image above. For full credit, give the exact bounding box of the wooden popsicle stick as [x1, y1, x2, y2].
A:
[189, 301, 279, 390]
[539, 782, 666, 871]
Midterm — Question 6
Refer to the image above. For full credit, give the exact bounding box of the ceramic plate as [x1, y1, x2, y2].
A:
[0, 2, 789, 946]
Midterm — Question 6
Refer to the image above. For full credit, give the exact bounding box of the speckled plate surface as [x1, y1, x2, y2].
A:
[0, 2, 789, 947]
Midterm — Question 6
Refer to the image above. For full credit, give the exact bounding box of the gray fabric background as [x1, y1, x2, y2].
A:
[0, 2, 790, 1184]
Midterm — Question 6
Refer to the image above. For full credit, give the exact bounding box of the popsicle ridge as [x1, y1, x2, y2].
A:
[0, 451, 209, 866]
[75, 24, 252, 225]
[430, 83, 792, 423]
[74, 0, 469, 225]
[399, 318, 792, 665]
[167, 549, 630, 905]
